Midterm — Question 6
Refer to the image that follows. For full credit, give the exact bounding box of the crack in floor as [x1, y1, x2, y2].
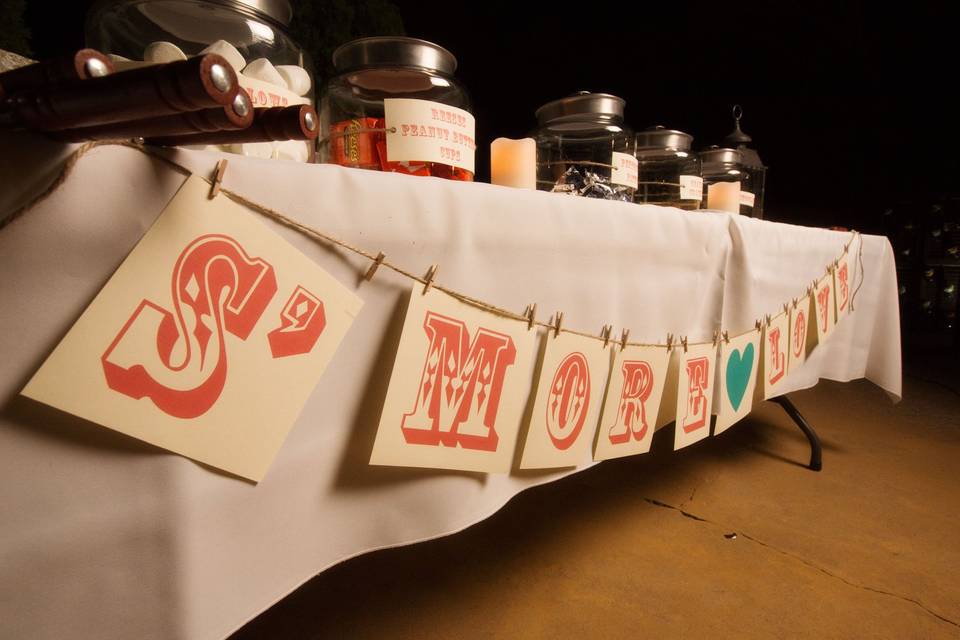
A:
[642, 497, 960, 630]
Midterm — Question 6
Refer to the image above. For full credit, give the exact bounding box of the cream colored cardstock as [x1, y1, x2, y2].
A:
[593, 344, 671, 461]
[763, 311, 790, 400]
[22, 176, 363, 481]
[835, 255, 852, 318]
[814, 273, 835, 343]
[369, 286, 535, 473]
[519, 331, 611, 469]
[787, 297, 810, 375]
[673, 342, 717, 450]
[714, 331, 760, 435]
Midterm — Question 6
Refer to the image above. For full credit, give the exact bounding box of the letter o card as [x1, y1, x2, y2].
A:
[763, 312, 790, 400]
[714, 332, 760, 435]
[22, 176, 363, 481]
[674, 343, 717, 450]
[787, 298, 810, 375]
[519, 332, 610, 470]
[594, 345, 670, 461]
[370, 287, 535, 473]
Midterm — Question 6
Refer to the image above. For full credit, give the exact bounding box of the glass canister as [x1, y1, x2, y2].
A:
[633, 125, 702, 210]
[319, 37, 475, 181]
[700, 147, 753, 215]
[533, 92, 636, 201]
[85, 0, 315, 162]
[723, 106, 767, 219]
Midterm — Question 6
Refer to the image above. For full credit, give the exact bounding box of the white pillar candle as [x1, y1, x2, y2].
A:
[707, 181, 741, 213]
[490, 137, 536, 190]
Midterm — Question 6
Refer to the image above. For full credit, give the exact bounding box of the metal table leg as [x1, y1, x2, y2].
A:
[770, 395, 823, 471]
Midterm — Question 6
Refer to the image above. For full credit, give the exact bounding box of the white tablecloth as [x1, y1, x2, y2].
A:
[0, 139, 901, 640]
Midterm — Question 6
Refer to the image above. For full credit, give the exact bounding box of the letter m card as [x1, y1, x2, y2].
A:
[370, 286, 535, 473]
[22, 176, 362, 482]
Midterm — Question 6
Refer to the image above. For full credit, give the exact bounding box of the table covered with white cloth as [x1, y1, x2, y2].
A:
[0, 138, 901, 640]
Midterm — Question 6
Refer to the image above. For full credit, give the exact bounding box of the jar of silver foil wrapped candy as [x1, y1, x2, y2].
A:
[533, 92, 636, 201]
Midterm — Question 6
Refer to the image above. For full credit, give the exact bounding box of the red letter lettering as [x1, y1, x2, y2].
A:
[681, 357, 709, 433]
[545, 353, 591, 450]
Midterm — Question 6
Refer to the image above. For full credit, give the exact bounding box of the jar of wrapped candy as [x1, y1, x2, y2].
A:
[85, 0, 315, 162]
[700, 147, 754, 215]
[633, 126, 702, 210]
[319, 37, 475, 181]
[533, 92, 636, 201]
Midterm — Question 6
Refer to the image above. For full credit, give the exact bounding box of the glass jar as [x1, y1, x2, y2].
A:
[533, 92, 635, 201]
[700, 147, 753, 215]
[633, 125, 702, 210]
[319, 37, 474, 181]
[85, 0, 314, 162]
[723, 105, 767, 219]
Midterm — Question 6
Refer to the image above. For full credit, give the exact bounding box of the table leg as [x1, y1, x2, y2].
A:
[770, 395, 823, 472]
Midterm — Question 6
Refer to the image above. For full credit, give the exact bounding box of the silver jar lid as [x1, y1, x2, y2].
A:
[229, 0, 292, 25]
[332, 37, 458, 75]
[636, 125, 693, 151]
[700, 146, 742, 166]
[535, 92, 625, 126]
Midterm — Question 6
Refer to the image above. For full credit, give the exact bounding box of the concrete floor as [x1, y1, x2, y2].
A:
[233, 370, 960, 639]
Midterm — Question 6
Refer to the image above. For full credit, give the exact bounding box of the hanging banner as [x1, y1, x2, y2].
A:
[594, 344, 671, 461]
[369, 286, 535, 473]
[21, 176, 363, 481]
[763, 312, 790, 399]
[714, 332, 760, 435]
[519, 331, 610, 469]
[814, 272, 835, 343]
[673, 343, 717, 450]
[788, 297, 810, 374]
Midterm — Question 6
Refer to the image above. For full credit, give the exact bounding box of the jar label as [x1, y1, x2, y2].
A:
[384, 99, 476, 173]
[610, 152, 638, 189]
[740, 190, 756, 207]
[238, 74, 309, 109]
[679, 175, 704, 201]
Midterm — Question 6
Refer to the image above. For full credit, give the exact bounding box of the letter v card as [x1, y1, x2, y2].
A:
[22, 176, 363, 482]
[370, 286, 535, 473]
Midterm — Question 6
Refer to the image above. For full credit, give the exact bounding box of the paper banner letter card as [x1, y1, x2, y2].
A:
[519, 331, 610, 469]
[674, 343, 717, 450]
[594, 344, 671, 461]
[787, 296, 811, 375]
[835, 254, 852, 320]
[370, 286, 535, 473]
[763, 312, 790, 400]
[814, 272, 835, 343]
[22, 176, 363, 481]
[714, 331, 760, 435]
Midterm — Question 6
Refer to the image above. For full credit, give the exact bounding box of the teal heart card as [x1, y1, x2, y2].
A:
[725, 342, 755, 411]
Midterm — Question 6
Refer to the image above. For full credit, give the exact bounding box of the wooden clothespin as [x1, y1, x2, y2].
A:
[792, 297, 799, 309]
[755, 320, 763, 333]
[422, 264, 438, 294]
[722, 330, 730, 344]
[712, 331, 719, 347]
[524, 303, 537, 330]
[765, 314, 772, 327]
[363, 251, 386, 281]
[552, 311, 563, 338]
[209, 158, 228, 198]
[783, 302, 790, 315]
[620, 328, 631, 351]
[601, 324, 613, 348]
[680, 336, 688, 353]
[666, 333, 674, 352]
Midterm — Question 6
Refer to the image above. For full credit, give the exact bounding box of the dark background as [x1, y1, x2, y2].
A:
[3, 0, 956, 230]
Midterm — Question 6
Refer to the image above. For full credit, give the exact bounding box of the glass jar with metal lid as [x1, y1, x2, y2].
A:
[723, 105, 767, 219]
[319, 36, 475, 181]
[86, 0, 315, 161]
[533, 92, 636, 201]
[633, 125, 702, 210]
[700, 146, 754, 215]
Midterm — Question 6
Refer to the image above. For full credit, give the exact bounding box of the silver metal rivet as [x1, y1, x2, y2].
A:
[304, 111, 317, 131]
[209, 64, 231, 92]
[232, 93, 249, 117]
[85, 58, 109, 78]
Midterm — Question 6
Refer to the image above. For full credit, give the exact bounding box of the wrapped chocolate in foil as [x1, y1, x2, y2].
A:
[550, 166, 632, 201]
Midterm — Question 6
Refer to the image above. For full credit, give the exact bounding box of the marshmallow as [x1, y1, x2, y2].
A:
[276, 65, 312, 96]
[144, 41, 187, 63]
[232, 142, 275, 159]
[200, 40, 246, 73]
[274, 140, 310, 163]
[242, 58, 287, 89]
[108, 54, 154, 71]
